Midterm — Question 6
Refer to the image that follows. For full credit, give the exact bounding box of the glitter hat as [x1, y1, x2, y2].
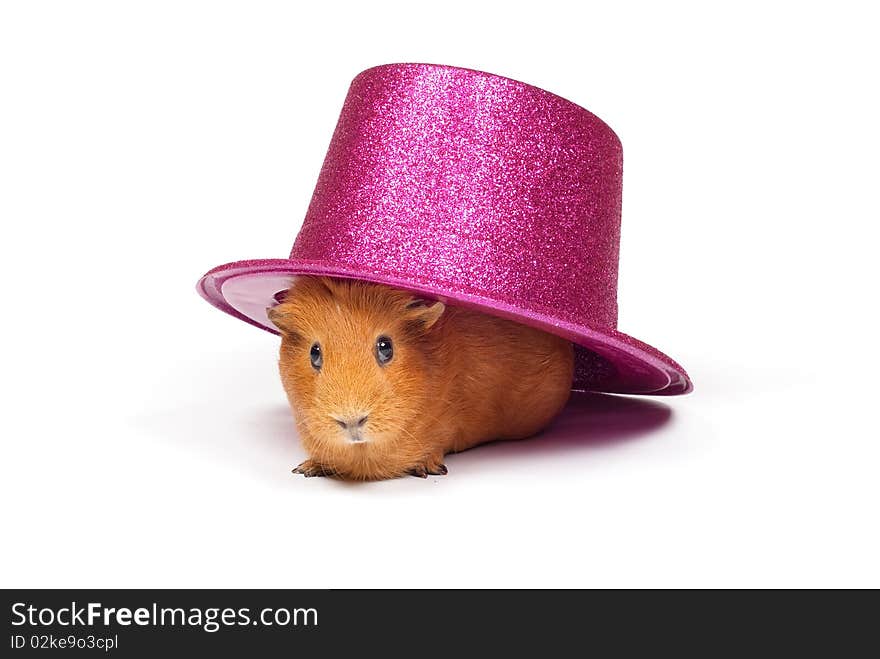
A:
[197, 63, 692, 395]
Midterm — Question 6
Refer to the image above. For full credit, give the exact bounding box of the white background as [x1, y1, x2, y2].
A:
[1, 1, 878, 588]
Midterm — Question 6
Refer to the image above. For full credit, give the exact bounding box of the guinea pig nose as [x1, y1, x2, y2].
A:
[334, 414, 369, 429]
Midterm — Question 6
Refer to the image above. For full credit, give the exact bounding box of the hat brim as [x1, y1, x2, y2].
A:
[197, 259, 692, 396]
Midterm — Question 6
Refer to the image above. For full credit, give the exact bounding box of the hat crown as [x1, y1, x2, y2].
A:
[290, 63, 623, 329]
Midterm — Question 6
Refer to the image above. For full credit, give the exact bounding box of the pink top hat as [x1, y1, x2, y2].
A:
[197, 63, 692, 395]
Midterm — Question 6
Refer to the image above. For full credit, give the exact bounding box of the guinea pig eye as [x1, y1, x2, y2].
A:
[309, 342, 323, 370]
[375, 336, 393, 365]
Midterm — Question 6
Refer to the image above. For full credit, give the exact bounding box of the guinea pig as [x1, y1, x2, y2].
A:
[267, 276, 574, 480]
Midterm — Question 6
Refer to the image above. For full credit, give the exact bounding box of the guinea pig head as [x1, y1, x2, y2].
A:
[267, 276, 445, 478]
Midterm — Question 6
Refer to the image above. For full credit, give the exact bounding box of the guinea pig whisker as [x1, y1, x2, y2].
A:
[379, 419, 422, 445]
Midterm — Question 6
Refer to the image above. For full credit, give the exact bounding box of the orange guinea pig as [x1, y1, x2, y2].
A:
[267, 276, 574, 481]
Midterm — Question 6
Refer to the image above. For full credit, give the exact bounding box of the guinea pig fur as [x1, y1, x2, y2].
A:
[267, 276, 574, 481]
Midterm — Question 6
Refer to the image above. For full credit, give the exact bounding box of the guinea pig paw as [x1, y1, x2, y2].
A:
[292, 459, 332, 478]
[408, 461, 448, 478]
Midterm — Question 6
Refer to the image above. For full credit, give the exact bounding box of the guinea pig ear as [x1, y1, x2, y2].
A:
[405, 299, 445, 331]
[266, 305, 301, 338]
